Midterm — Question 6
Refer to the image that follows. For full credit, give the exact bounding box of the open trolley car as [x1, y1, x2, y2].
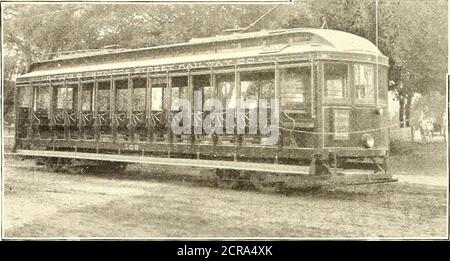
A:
[13, 28, 396, 191]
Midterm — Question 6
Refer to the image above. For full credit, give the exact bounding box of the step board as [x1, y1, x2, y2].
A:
[11, 150, 311, 175]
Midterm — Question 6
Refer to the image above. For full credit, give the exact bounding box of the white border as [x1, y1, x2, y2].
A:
[1, 0, 449, 241]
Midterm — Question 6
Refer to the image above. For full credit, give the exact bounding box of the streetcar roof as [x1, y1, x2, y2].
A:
[18, 28, 386, 80]
[189, 28, 382, 54]
[19, 44, 328, 79]
[42, 28, 384, 61]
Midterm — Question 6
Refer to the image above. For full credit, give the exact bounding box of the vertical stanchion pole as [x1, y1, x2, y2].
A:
[188, 69, 195, 145]
[274, 62, 282, 148]
[93, 77, 99, 142]
[110, 75, 116, 142]
[77, 78, 82, 140]
[234, 65, 241, 147]
[28, 83, 35, 141]
[167, 70, 172, 144]
[146, 72, 153, 143]
[63, 77, 68, 140]
[128, 73, 135, 142]
[48, 80, 54, 140]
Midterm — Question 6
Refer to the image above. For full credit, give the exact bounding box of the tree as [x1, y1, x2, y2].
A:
[388, 0, 447, 127]
[280, 0, 447, 128]
[3, 4, 272, 68]
[3, 1, 447, 128]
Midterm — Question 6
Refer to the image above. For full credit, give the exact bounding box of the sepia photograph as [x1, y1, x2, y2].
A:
[0, 0, 448, 241]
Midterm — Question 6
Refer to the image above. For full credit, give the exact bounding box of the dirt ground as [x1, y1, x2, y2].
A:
[2, 151, 447, 238]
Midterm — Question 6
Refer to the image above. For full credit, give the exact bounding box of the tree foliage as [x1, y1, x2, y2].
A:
[3, 1, 448, 125]
[299, 0, 446, 126]
[3, 4, 274, 70]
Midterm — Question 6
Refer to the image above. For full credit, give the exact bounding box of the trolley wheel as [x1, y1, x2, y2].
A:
[46, 158, 62, 172]
[66, 166, 89, 174]
[250, 174, 284, 193]
[113, 163, 127, 173]
[48, 164, 62, 172]
[216, 169, 242, 189]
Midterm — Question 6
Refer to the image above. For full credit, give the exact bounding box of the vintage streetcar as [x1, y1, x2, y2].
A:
[12, 28, 396, 191]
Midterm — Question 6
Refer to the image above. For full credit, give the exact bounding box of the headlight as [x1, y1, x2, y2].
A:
[375, 107, 383, 116]
[362, 134, 374, 148]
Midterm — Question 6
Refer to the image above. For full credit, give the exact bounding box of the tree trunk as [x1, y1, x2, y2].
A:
[23, 51, 33, 74]
[399, 97, 405, 128]
[405, 95, 412, 128]
[7, 58, 17, 81]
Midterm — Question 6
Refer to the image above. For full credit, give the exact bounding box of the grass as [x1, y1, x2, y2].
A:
[388, 140, 447, 176]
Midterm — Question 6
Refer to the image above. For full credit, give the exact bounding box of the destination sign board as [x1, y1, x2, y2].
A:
[16, 51, 388, 83]
[333, 109, 350, 140]
[17, 55, 285, 82]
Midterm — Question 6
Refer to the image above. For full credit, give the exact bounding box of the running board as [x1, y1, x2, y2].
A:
[10, 149, 311, 175]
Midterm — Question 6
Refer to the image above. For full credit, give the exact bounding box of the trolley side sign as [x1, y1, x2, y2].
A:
[334, 109, 350, 140]
[17, 55, 284, 82]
